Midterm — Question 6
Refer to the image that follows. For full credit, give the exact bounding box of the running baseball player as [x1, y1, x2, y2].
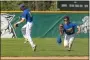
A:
[59, 16, 80, 51]
[14, 4, 36, 51]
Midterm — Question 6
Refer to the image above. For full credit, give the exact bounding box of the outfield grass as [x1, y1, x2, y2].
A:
[1, 38, 88, 57]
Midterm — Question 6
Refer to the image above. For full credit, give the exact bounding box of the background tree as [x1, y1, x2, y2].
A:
[1, 1, 57, 11]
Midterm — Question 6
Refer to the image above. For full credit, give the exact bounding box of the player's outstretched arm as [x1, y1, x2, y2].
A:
[14, 18, 25, 28]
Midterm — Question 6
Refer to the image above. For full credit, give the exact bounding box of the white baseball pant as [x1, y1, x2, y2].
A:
[64, 34, 75, 49]
[21, 22, 35, 48]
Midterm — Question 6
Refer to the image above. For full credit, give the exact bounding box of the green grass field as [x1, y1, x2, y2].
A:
[1, 38, 88, 57]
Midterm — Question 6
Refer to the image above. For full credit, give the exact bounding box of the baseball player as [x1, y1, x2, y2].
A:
[14, 4, 36, 51]
[59, 16, 80, 51]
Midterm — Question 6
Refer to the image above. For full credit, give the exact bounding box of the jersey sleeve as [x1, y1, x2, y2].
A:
[21, 11, 27, 19]
[73, 23, 77, 28]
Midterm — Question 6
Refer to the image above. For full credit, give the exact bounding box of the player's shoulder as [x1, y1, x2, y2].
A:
[23, 9, 29, 13]
[70, 22, 77, 27]
[69, 22, 76, 25]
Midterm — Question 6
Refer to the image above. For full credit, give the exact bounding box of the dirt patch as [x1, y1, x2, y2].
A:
[1, 56, 89, 60]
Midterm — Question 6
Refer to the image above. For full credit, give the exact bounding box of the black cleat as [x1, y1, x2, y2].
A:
[32, 45, 37, 51]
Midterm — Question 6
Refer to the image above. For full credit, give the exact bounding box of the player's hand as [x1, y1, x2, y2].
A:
[14, 23, 18, 28]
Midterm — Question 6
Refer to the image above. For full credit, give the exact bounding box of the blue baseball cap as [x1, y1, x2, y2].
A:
[64, 16, 69, 20]
[19, 4, 25, 8]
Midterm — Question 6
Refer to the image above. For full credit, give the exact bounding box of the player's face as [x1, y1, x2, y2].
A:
[64, 18, 69, 24]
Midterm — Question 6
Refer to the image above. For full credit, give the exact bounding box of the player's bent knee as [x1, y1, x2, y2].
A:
[64, 40, 68, 47]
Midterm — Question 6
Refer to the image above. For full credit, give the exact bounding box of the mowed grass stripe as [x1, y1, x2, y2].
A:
[1, 38, 88, 56]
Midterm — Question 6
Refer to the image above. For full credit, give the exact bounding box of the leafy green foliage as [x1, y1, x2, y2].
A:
[1, 1, 57, 11]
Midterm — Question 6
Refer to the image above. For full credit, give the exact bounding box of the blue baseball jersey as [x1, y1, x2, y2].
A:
[21, 9, 32, 22]
[63, 22, 77, 35]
